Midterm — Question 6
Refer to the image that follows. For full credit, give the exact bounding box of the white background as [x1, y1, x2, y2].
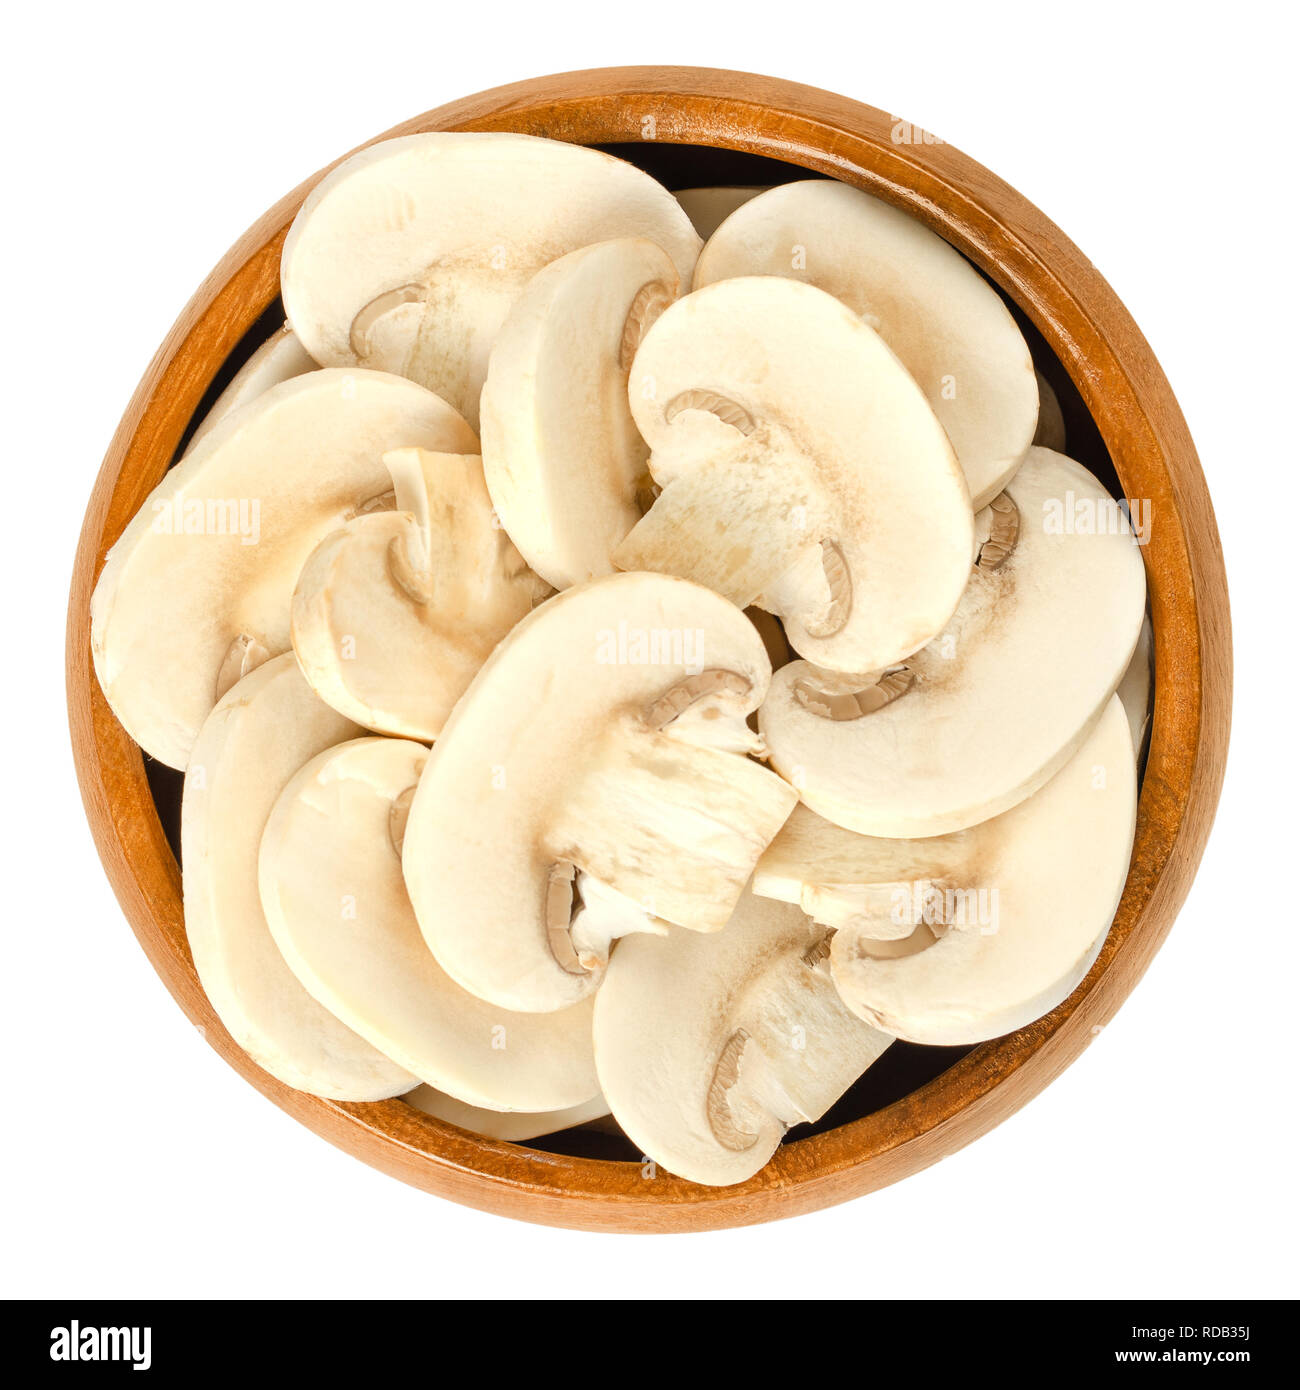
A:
[4, 0, 1295, 1300]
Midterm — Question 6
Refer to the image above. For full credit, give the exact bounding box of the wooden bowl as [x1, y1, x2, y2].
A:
[66, 67, 1231, 1233]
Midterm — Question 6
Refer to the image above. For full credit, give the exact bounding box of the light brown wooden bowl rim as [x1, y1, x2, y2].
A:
[66, 66, 1232, 1234]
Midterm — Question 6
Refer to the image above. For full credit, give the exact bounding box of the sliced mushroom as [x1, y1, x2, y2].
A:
[1033, 369, 1067, 452]
[756, 696, 1136, 1044]
[186, 324, 316, 451]
[693, 181, 1037, 508]
[480, 238, 680, 589]
[291, 448, 549, 741]
[672, 185, 768, 239]
[760, 448, 1147, 836]
[182, 654, 414, 1099]
[1118, 614, 1153, 761]
[259, 736, 599, 1109]
[593, 890, 893, 1185]
[90, 369, 476, 768]
[404, 1086, 610, 1143]
[281, 132, 701, 427]
[614, 276, 974, 674]
[401, 572, 798, 1013]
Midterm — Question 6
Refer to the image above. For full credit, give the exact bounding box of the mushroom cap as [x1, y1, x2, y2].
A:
[259, 737, 600, 1110]
[281, 132, 701, 426]
[1033, 369, 1067, 452]
[618, 276, 975, 673]
[91, 369, 476, 769]
[401, 571, 796, 1014]
[693, 179, 1037, 509]
[672, 185, 767, 239]
[760, 448, 1148, 836]
[181, 654, 414, 1100]
[186, 324, 316, 452]
[480, 237, 680, 589]
[290, 449, 547, 741]
[594, 890, 892, 1186]
[404, 1086, 610, 1143]
[1118, 614, 1153, 761]
[779, 696, 1137, 1045]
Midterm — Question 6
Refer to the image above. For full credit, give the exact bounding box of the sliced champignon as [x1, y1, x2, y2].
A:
[291, 447, 549, 741]
[672, 185, 768, 239]
[693, 180, 1037, 508]
[90, 368, 476, 769]
[593, 890, 892, 1186]
[186, 324, 316, 451]
[755, 697, 1136, 1045]
[259, 736, 599, 1109]
[1118, 614, 1153, 761]
[614, 277, 974, 674]
[404, 1086, 610, 1143]
[281, 132, 701, 428]
[480, 238, 680, 589]
[401, 571, 798, 1013]
[760, 448, 1147, 836]
[1033, 369, 1067, 452]
[182, 654, 414, 1099]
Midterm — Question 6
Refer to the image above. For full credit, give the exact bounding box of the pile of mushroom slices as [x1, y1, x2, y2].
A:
[90, 132, 1153, 1187]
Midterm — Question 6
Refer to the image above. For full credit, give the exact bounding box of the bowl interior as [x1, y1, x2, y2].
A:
[139, 138, 1137, 1164]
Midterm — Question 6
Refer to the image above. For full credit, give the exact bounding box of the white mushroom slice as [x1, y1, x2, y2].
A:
[402, 572, 798, 1013]
[673, 186, 768, 239]
[404, 1086, 610, 1143]
[291, 448, 549, 740]
[615, 277, 974, 674]
[91, 369, 476, 769]
[182, 654, 414, 1099]
[1033, 370, 1067, 452]
[281, 132, 701, 428]
[760, 448, 1147, 836]
[757, 697, 1137, 1045]
[186, 324, 316, 451]
[593, 891, 892, 1186]
[480, 238, 680, 589]
[693, 181, 1037, 508]
[259, 737, 599, 1109]
[1118, 615, 1154, 761]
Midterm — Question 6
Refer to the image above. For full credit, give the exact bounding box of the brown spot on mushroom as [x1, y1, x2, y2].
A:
[349, 284, 427, 358]
[643, 669, 752, 730]
[977, 492, 1020, 570]
[706, 1029, 759, 1152]
[386, 532, 432, 606]
[619, 281, 673, 371]
[545, 861, 589, 976]
[664, 390, 755, 435]
[802, 932, 834, 971]
[214, 633, 270, 701]
[388, 784, 416, 857]
[793, 667, 914, 721]
[799, 539, 852, 638]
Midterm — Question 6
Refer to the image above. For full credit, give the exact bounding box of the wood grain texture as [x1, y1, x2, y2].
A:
[66, 67, 1232, 1233]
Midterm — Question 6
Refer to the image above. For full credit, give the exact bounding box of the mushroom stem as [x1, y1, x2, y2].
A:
[349, 284, 428, 358]
[547, 718, 797, 935]
[614, 446, 829, 611]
